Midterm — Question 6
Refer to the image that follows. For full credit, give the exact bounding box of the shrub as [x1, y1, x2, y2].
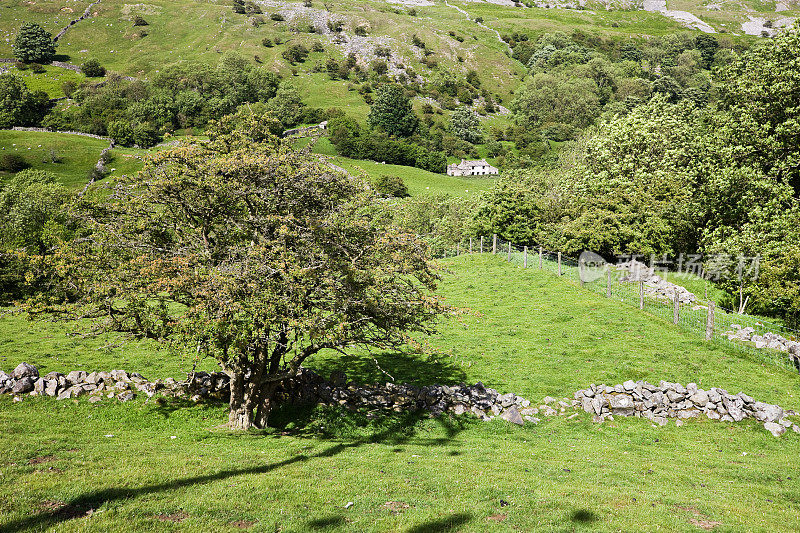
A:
[327, 20, 344, 33]
[29, 63, 45, 73]
[0, 154, 30, 172]
[370, 59, 388, 75]
[132, 15, 149, 26]
[270, 13, 284, 21]
[374, 175, 409, 198]
[81, 58, 106, 77]
[354, 26, 368, 37]
[262, 38, 273, 47]
[232, 0, 246, 14]
[244, 1, 262, 14]
[303, 0, 313, 5]
[282, 44, 309, 64]
[311, 41, 324, 52]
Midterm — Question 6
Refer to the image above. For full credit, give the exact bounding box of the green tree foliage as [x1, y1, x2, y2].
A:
[327, 115, 445, 173]
[13, 23, 56, 64]
[716, 29, 800, 193]
[80, 58, 106, 78]
[55, 111, 444, 429]
[270, 83, 305, 128]
[511, 72, 600, 132]
[450, 107, 484, 145]
[367, 84, 418, 137]
[0, 170, 71, 255]
[392, 194, 478, 256]
[0, 169, 75, 304]
[40, 54, 281, 144]
[374, 174, 409, 198]
[0, 74, 50, 129]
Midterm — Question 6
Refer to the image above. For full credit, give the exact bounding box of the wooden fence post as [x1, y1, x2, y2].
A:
[706, 302, 715, 340]
[523, 246, 528, 268]
[539, 247, 543, 269]
[639, 281, 645, 310]
[673, 292, 680, 325]
[469, 237, 473, 254]
[480, 236, 484, 254]
[579, 258, 585, 287]
[606, 266, 612, 298]
[557, 252, 562, 276]
[507, 241, 511, 261]
[492, 234, 497, 254]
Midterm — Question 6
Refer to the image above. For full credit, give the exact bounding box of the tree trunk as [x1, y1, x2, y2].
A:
[228, 370, 254, 430]
[253, 382, 279, 429]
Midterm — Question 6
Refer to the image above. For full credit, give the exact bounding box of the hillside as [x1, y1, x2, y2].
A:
[1, 255, 799, 531]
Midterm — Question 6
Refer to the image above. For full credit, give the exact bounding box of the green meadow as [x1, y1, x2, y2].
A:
[1, 255, 798, 532]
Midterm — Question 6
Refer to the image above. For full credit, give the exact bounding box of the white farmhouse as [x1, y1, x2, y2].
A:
[446, 159, 499, 177]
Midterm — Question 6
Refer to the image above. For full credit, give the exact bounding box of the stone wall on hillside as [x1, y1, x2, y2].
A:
[575, 380, 800, 437]
[1, 363, 798, 436]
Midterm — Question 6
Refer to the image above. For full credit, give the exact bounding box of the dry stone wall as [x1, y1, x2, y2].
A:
[2, 363, 798, 436]
[574, 380, 800, 437]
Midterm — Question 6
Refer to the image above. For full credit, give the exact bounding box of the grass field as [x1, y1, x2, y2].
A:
[4, 64, 86, 98]
[1, 255, 799, 531]
[329, 155, 495, 197]
[0, 131, 148, 190]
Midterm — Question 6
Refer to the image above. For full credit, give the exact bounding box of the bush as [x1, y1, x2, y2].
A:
[262, 38, 273, 47]
[132, 15, 149, 26]
[0, 154, 30, 172]
[354, 26, 368, 37]
[374, 175, 409, 198]
[282, 44, 309, 64]
[13, 23, 56, 64]
[311, 41, 324, 52]
[81, 58, 106, 77]
[29, 63, 45, 73]
[270, 13, 284, 21]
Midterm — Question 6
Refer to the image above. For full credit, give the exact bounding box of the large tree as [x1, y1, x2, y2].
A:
[57, 111, 444, 430]
[367, 84, 418, 137]
[13, 23, 56, 63]
[0, 74, 50, 129]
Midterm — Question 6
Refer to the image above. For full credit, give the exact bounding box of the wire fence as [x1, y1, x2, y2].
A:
[443, 235, 800, 374]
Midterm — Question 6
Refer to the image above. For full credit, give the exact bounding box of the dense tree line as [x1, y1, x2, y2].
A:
[471, 30, 800, 325]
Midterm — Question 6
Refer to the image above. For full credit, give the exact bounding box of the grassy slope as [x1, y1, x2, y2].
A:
[330, 155, 495, 196]
[0, 131, 148, 189]
[3, 65, 86, 98]
[1, 255, 799, 531]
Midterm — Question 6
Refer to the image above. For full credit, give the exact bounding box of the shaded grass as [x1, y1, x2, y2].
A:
[1, 255, 799, 531]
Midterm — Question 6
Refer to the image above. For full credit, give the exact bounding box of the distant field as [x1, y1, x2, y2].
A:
[4, 65, 86, 98]
[330, 155, 495, 197]
[0, 131, 148, 189]
[0, 130, 107, 189]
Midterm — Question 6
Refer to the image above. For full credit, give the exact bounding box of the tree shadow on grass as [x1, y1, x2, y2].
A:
[0, 411, 468, 532]
[571, 509, 598, 523]
[310, 348, 468, 387]
[406, 513, 473, 533]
